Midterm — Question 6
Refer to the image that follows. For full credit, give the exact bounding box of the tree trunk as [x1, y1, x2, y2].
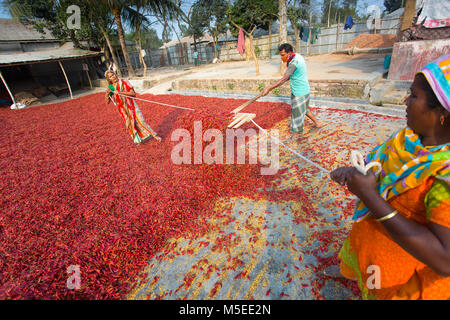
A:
[279, 0, 288, 44]
[249, 35, 259, 76]
[112, 8, 135, 78]
[327, 0, 333, 28]
[98, 24, 122, 77]
[213, 37, 218, 59]
[136, 23, 147, 76]
[245, 37, 251, 62]
[279, 0, 288, 75]
[293, 25, 300, 53]
[268, 26, 272, 59]
[307, 11, 312, 56]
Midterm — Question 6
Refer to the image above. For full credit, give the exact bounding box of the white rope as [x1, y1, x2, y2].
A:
[250, 118, 331, 174]
[114, 92, 196, 111]
[250, 119, 384, 177]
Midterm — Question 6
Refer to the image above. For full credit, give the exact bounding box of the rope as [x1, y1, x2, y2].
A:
[250, 119, 383, 177]
[110, 92, 380, 177]
[114, 92, 196, 111]
[250, 118, 331, 174]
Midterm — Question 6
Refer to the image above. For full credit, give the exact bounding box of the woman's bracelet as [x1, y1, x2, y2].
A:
[375, 210, 398, 222]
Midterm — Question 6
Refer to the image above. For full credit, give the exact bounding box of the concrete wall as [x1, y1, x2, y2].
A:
[139, 17, 400, 68]
[388, 39, 450, 80]
[172, 78, 367, 99]
[217, 17, 400, 61]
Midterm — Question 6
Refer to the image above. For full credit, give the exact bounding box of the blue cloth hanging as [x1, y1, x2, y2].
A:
[344, 16, 354, 30]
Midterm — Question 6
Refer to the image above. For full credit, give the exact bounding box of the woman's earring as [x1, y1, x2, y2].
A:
[441, 115, 445, 126]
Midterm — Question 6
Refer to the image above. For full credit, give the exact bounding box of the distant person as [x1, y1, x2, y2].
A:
[262, 43, 324, 134]
[104, 70, 161, 143]
[193, 50, 199, 66]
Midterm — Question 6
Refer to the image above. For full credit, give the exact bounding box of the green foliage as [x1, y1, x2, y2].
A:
[272, 88, 280, 95]
[258, 82, 265, 92]
[228, 82, 235, 90]
[126, 29, 163, 50]
[287, 0, 310, 28]
[188, 0, 228, 41]
[321, 0, 358, 26]
[4, 0, 102, 47]
[212, 85, 217, 91]
[259, 0, 279, 31]
[254, 45, 261, 58]
[229, 0, 276, 36]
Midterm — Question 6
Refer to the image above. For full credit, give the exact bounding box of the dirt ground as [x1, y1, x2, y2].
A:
[142, 53, 387, 95]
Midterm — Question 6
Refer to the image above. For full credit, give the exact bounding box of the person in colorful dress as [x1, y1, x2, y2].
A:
[104, 70, 161, 143]
[261, 43, 325, 134]
[329, 54, 450, 300]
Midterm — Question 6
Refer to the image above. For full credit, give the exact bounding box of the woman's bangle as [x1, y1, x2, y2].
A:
[375, 210, 398, 222]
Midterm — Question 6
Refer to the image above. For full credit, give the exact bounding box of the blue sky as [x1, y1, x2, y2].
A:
[0, 0, 387, 38]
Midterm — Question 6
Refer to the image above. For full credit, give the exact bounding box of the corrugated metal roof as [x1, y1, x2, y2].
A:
[0, 42, 102, 66]
[0, 18, 56, 42]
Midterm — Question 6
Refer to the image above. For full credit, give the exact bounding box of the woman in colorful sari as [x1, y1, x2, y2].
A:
[329, 54, 450, 300]
[104, 70, 161, 143]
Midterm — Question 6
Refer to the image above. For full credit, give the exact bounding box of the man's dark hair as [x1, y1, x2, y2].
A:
[278, 43, 294, 53]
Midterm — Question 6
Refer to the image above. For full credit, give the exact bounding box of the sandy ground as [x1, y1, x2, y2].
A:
[141, 53, 386, 95]
[173, 54, 385, 81]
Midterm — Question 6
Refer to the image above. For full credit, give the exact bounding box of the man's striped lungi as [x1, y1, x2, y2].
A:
[290, 93, 310, 133]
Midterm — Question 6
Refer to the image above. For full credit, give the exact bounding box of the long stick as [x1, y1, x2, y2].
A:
[59, 61, 73, 99]
[250, 118, 330, 174]
[231, 93, 264, 114]
[114, 92, 195, 111]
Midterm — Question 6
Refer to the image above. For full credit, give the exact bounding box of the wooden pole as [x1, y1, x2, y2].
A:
[58, 60, 73, 99]
[84, 59, 93, 89]
[336, 14, 340, 51]
[0, 69, 16, 105]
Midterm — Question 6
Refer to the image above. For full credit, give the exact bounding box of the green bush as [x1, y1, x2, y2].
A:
[258, 82, 264, 92]
[228, 83, 235, 90]
[273, 88, 280, 96]
[254, 46, 261, 58]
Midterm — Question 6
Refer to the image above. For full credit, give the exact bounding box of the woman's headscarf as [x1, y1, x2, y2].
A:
[105, 70, 116, 84]
[418, 54, 450, 112]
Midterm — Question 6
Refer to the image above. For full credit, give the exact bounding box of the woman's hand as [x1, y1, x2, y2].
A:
[105, 89, 112, 104]
[330, 166, 378, 199]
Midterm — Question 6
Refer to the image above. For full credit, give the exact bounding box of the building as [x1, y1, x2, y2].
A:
[0, 18, 104, 107]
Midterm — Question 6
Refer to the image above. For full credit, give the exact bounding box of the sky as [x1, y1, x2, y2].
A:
[0, 0, 387, 38]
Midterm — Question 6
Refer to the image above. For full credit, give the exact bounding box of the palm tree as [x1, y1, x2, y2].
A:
[102, 0, 137, 77]
[102, 0, 180, 78]
[279, 0, 288, 75]
[85, 0, 122, 77]
[129, 0, 180, 75]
